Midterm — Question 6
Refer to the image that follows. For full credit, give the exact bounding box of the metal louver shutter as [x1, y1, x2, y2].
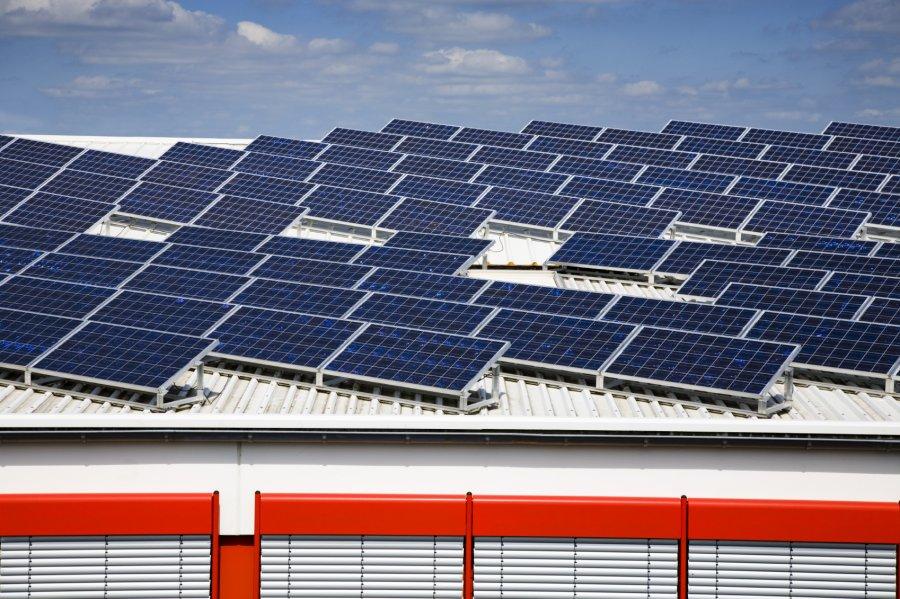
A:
[0, 535, 212, 599]
[688, 540, 897, 598]
[473, 536, 678, 598]
[260, 534, 464, 598]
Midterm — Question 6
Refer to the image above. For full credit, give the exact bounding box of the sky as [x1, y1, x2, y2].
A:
[0, 0, 898, 140]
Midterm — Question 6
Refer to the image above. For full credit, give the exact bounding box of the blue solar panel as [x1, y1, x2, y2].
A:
[391, 175, 486, 206]
[783, 164, 886, 192]
[125, 265, 249, 302]
[0, 136, 10, 150]
[258, 237, 366, 262]
[31, 321, 215, 392]
[559, 177, 660, 205]
[0, 276, 114, 318]
[654, 242, 790, 276]
[716, 283, 868, 320]
[316, 144, 402, 170]
[678, 260, 828, 298]
[875, 243, 900, 259]
[309, 162, 401, 193]
[194, 196, 306, 234]
[549, 233, 675, 272]
[117, 183, 218, 224]
[475, 280, 613, 318]
[691, 155, 787, 179]
[0, 223, 74, 252]
[244, 136, 325, 159]
[550, 156, 642, 182]
[59, 234, 165, 262]
[393, 137, 477, 161]
[560, 200, 680, 237]
[605, 145, 696, 169]
[605, 327, 796, 397]
[152, 245, 266, 275]
[323, 324, 507, 394]
[475, 187, 579, 228]
[353, 245, 471, 275]
[761, 145, 856, 169]
[91, 290, 233, 336]
[23, 253, 141, 287]
[662, 121, 746, 141]
[650, 188, 760, 230]
[637, 166, 734, 193]
[471, 146, 556, 171]
[348, 293, 493, 335]
[596, 128, 680, 150]
[166, 226, 268, 252]
[209, 306, 363, 370]
[232, 152, 320, 182]
[218, 173, 313, 205]
[141, 161, 232, 192]
[356, 268, 488, 303]
[674, 136, 765, 159]
[3, 193, 112, 232]
[742, 201, 869, 238]
[479, 309, 635, 372]
[880, 175, 899, 194]
[393, 154, 482, 182]
[159, 142, 244, 169]
[747, 312, 900, 376]
[0, 184, 33, 213]
[828, 189, 899, 228]
[827, 136, 900, 158]
[855, 155, 900, 175]
[756, 232, 878, 256]
[321, 128, 402, 151]
[0, 138, 82, 167]
[68, 149, 155, 179]
[859, 297, 900, 326]
[787, 251, 900, 278]
[521, 120, 603, 141]
[526, 136, 613, 160]
[0, 307, 80, 368]
[0, 247, 42, 274]
[40, 170, 135, 203]
[301, 185, 400, 226]
[0, 158, 58, 189]
[383, 232, 491, 258]
[821, 272, 900, 299]
[729, 177, 833, 206]
[378, 198, 493, 237]
[252, 256, 372, 288]
[741, 128, 829, 150]
[824, 122, 900, 142]
[451, 127, 532, 149]
[233, 279, 366, 316]
[602, 295, 757, 337]
[381, 119, 459, 140]
[474, 165, 567, 194]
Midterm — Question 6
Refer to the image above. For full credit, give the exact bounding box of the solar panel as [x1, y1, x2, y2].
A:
[0, 138, 82, 167]
[475, 187, 579, 228]
[353, 245, 472, 275]
[3, 192, 113, 232]
[859, 297, 900, 326]
[650, 188, 760, 230]
[882, 175, 899, 194]
[761, 145, 856, 169]
[741, 201, 869, 238]
[23, 253, 141, 287]
[194, 196, 306, 234]
[596, 128, 680, 150]
[393, 154, 483, 182]
[217, 172, 313, 204]
[67, 149, 155, 179]
[31, 321, 215, 393]
[322, 324, 507, 394]
[117, 182, 218, 224]
[855, 155, 900, 175]
[58, 234, 166, 262]
[526, 136, 613, 160]
[166, 226, 268, 252]
[637, 166, 734, 193]
[251, 256, 372, 288]
[691, 155, 787, 179]
[747, 312, 900, 376]
[559, 199, 680, 237]
[0, 223, 74, 252]
[321, 128, 402, 151]
[678, 260, 829, 298]
[384, 231, 492, 258]
[741, 128, 829, 150]
[348, 293, 494, 335]
[824, 121, 900, 142]
[728, 176, 833, 206]
[827, 136, 900, 158]
[257, 237, 366, 262]
[392, 136, 477, 161]
[244, 135, 325, 159]
[40, 170, 136, 203]
[0, 157, 59, 189]
[451, 127, 532, 149]
[0, 184, 33, 213]
[209, 306, 364, 370]
[0, 276, 115, 318]
[91, 290, 233, 336]
[602, 295, 758, 336]
[308, 162, 401, 193]
[232, 279, 366, 317]
[654, 242, 791, 276]
[152, 245, 266, 275]
[605, 327, 796, 398]
[0, 307, 81, 368]
[559, 177, 660, 205]
[0, 135, 13, 151]
[755, 232, 878, 256]
[378, 198, 493, 237]
[232, 152, 321, 182]
[470, 146, 557, 171]
[548, 233, 675, 273]
[316, 144, 402, 170]
[381, 119, 459, 140]
[0, 246, 42, 274]
[674, 136, 765, 159]
[159, 142, 244, 170]
[716, 283, 867, 320]
[550, 156, 642, 182]
[479, 309, 635, 373]
[875, 243, 900, 259]
[474, 165, 567, 194]
[141, 161, 232, 192]
[821, 272, 900, 299]
[474, 280, 613, 319]
[521, 120, 603, 141]
[787, 251, 900, 278]
[301, 185, 400, 226]
[356, 268, 488, 303]
[605, 145, 696, 169]
[125, 265, 250, 302]
[662, 121, 746, 141]
[390, 175, 486, 206]
[782, 164, 885, 192]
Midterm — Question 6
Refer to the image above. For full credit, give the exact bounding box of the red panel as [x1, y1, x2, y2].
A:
[688, 498, 900, 544]
[472, 495, 682, 538]
[0, 493, 216, 536]
[258, 493, 467, 535]
[463, 493, 474, 599]
[218, 536, 257, 599]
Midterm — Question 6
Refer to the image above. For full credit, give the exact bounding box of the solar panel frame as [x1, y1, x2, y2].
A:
[637, 166, 734, 193]
[67, 149, 156, 179]
[232, 152, 321, 182]
[192, 196, 307, 234]
[729, 176, 834, 206]
[251, 255, 373, 288]
[377, 198, 494, 237]
[390, 175, 488, 206]
[559, 177, 660, 205]
[308, 162, 401, 193]
[0, 307, 82, 370]
[301, 185, 401, 226]
[166, 226, 269, 252]
[474, 165, 568, 194]
[0, 223, 75, 252]
[151, 244, 267, 275]
[741, 201, 870, 238]
[473, 280, 614, 319]
[827, 136, 900, 158]
[0, 138, 83, 167]
[649, 188, 761, 231]
[347, 292, 495, 335]
[874, 243, 900, 259]
[217, 172, 314, 204]
[654, 242, 791, 277]
[3, 192, 114, 233]
[821, 271, 900, 299]
[392, 137, 477, 161]
[558, 199, 680, 237]
[232, 278, 368, 317]
[244, 136, 326, 160]
[786, 250, 900, 278]
[141, 160, 233, 192]
[677, 260, 829, 299]
[755, 232, 878, 256]
[40, 169, 136, 203]
[715, 283, 869, 320]
[470, 146, 557, 171]
[0, 275, 116, 318]
[451, 127, 533, 149]
[355, 268, 490, 303]
[854, 155, 900, 176]
[381, 119, 460, 140]
[21, 253, 140, 287]
[124, 264, 251, 302]
[882, 175, 900, 195]
[383, 231, 493, 258]
[90, 290, 234, 336]
[257, 237, 367, 262]
[525, 136, 613, 160]
[674, 136, 765, 159]
[548, 233, 676, 273]
[0, 158, 58, 189]
[824, 121, 900, 142]
[858, 297, 900, 326]
[601, 295, 758, 337]
[0, 184, 35, 215]
[117, 182, 219, 225]
[741, 128, 830, 150]
[316, 144, 403, 171]
[605, 145, 697, 169]
[159, 142, 245, 170]
[782, 164, 886, 192]
[352, 245, 474, 275]
[474, 187, 580, 229]
[691, 154, 788, 179]
[761, 145, 857, 170]
[595, 128, 681, 150]
[521, 120, 604, 141]
[392, 154, 483, 182]
[321, 128, 402, 151]
[661, 121, 746, 141]
[58, 234, 167, 263]
[550, 155, 643, 182]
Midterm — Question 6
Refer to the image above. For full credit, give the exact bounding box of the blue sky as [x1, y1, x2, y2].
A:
[0, 0, 898, 139]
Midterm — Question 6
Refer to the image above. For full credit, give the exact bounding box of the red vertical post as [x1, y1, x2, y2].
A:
[210, 491, 220, 599]
[463, 492, 474, 599]
[679, 495, 688, 599]
[254, 491, 262, 599]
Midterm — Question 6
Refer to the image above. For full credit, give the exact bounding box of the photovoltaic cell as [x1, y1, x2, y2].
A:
[650, 188, 759, 230]
[23, 253, 141, 287]
[91, 290, 233, 336]
[258, 237, 365, 262]
[321, 128, 402, 151]
[474, 165, 567, 194]
[244, 136, 325, 160]
[716, 283, 868, 320]
[859, 297, 900, 326]
[761, 145, 856, 170]
[451, 127, 533, 149]
[125, 265, 249, 302]
[0, 184, 33, 213]
[471, 146, 557, 171]
[678, 260, 829, 298]
[356, 268, 488, 303]
[655, 242, 791, 276]
[391, 175, 486, 206]
[68, 149, 155, 179]
[3, 192, 113, 232]
[194, 196, 307, 234]
[875, 244, 900, 259]
[475, 280, 613, 319]
[378, 198, 493, 237]
[662, 121, 746, 141]
[882, 176, 899, 194]
[0, 138, 82, 167]
[141, 161, 232, 192]
[674, 136, 765, 159]
[152, 245, 266, 275]
[824, 121, 900, 142]
[232, 152, 320, 182]
[691, 154, 787, 179]
[159, 142, 244, 170]
[549, 233, 675, 272]
[828, 136, 900, 158]
[40, 169, 135, 204]
[822, 272, 900, 299]
[605, 145, 696, 169]
[756, 232, 878, 256]
[526, 136, 613, 160]
[741, 128, 830, 150]
[729, 177, 833, 206]
[308, 162, 401, 193]
[232, 279, 366, 317]
[475, 187, 579, 228]
[316, 144, 402, 170]
[0, 157, 59, 189]
[302, 185, 400, 226]
[560, 199, 680, 237]
[782, 164, 885, 192]
[0, 247, 43, 274]
[521, 120, 603, 141]
[603, 295, 756, 337]
[742, 201, 869, 237]
[855, 155, 900, 175]
[0, 223, 74, 252]
[353, 245, 471, 275]
[251, 256, 372, 288]
[166, 226, 268, 252]
[348, 293, 493, 335]
[393, 137, 477, 161]
[117, 182, 218, 224]
[828, 189, 899, 229]
[381, 119, 459, 140]
[384, 231, 492, 258]
[0, 308, 80, 368]
[0, 276, 115, 318]
[559, 177, 660, 205]
[551, 156, 642, 182]
[59, 234, 165, 262]
[0, 135, 12, 150]
[787, 251, 900, 278]
[393, 154, 482, 182]
[218, 172, 313, 204]
[595, 128, 681, 150]
[637, 166, 734, 193]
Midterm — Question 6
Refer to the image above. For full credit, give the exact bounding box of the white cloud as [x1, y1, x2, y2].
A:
[236, 21, 296, 50]
[369, 41, 399, 54]
[307, 37, 350, 53]
[419, 47, 529, 76]
[621, 80, 663, 96]
[596, 72, 618, 83]
[41, 74, 153, 98]
[817, 0, 900, 33]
